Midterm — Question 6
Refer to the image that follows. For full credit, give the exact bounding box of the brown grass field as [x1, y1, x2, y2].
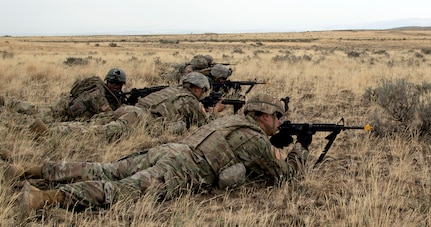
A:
[1, 29, 431, 226]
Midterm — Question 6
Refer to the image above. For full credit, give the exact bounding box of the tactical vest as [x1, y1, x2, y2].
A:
[184, 115, 266, 174]
[136, 86, 197, 119]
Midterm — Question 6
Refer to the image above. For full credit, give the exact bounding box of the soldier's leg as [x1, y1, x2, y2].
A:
[5, 97, 38, 115]
[53, 145, 214, 208]
[95, 105, 145, 139]
[57, 165, 164, 208]
[39, 146, 170, 182]
[54, 146, 183, 208]
[115, 144, 215, 200]
[50, 121, 90, 134]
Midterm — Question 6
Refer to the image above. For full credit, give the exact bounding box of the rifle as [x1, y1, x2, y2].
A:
[200, 91, 245, 114]
[124, 85, 169, 105]
[211, 80, 269, 95]
[277, 118, 372, 167]
[209, 63, 236, 67]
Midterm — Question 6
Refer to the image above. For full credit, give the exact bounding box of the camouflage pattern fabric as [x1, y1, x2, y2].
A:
[0, 79, 121, 123]
[39, 114, 307, 208]
[47, 86, 207, 139]
[98, 86, 207, 138]
[51, 86, 113, 122]
[136, 86, 208, 128]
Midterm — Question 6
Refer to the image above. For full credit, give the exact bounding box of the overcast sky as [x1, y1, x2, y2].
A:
[2, 0, 431, 36]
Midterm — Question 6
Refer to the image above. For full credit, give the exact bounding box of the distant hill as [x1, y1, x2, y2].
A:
[389, 26, 431, 30]
[324, 18, 431, 31]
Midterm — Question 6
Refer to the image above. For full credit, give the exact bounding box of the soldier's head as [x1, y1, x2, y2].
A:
[244, 93, 284, 135]
[191, 55, 209, 70]
[105, 68, 126, 92]
[182, 72, 210, 99]
[210, 64, 232, 82]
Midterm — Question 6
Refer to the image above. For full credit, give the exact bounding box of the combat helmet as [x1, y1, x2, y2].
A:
[190, 55, 209, 70]
[211, 64, 232, 79]
[203, 55, 214, 65]
[105, 68, 126, 84]
[244, 93, 284, 117]
[182, 72, 210, 91]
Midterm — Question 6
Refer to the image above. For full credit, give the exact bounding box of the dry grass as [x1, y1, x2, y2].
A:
[1, 29, 431, 226]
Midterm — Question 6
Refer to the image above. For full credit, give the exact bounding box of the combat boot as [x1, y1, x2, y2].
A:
[29, 118, 49, 137]
[4, 164, 42, 180]
[19, 181, 65, 217]
[14, 100, 37, 115]
[4, 164, 25, 180]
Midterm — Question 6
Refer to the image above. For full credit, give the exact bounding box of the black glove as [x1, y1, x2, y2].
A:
[296, 132, 313, 150]
[270, 132, 294, 149]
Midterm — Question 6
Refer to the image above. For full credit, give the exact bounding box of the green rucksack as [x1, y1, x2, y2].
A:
[70, 76, 105, 97]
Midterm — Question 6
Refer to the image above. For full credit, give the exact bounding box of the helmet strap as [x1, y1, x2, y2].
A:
[256, 113, 278, 136]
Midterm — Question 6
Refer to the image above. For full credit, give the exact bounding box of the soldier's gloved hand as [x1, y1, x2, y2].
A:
[270, 132, 294, 149]
[296, 132, 313, 150]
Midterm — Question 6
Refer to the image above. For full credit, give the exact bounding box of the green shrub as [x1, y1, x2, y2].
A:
[1, 50, 14, 59]
[63, 57, 89, 66]
[363, 79, 431, 138]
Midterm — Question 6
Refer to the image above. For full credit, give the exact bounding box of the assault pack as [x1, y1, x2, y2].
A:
[70, 76, 105, 97]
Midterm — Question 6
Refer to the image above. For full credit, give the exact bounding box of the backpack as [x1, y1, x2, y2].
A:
[70, 76, 105, 97]
[52, 76, 112, 120]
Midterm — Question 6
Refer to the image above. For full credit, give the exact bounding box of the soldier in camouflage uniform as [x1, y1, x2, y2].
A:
[10, 93, 310, 215]
[0, 68, 126, 121]
[163, 54, 214, 84]
[50, 68, 127, 122]
[95, 71, 219, 138]
[208, 64, 242, 97]
[43, 72, 222, 139]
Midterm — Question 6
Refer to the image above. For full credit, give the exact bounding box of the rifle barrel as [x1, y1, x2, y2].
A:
[279, 123, 371, 134]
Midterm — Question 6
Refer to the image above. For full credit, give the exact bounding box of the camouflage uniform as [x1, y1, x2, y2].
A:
[51, 82, 115, 122]
[1, 69, 126, 138]
[162, 55, 212, 84]
[50, 70, 126, 122]
[48, 72, 211, 138]
[38, 114, 308, 208]
[96, 85, 209, 138]
[208, 64, 241, 99]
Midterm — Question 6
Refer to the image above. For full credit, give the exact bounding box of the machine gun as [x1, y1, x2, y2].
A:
[211, 80, 269, 95]
[124, 85, 169, 105]
[200, 91, 245, 114]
